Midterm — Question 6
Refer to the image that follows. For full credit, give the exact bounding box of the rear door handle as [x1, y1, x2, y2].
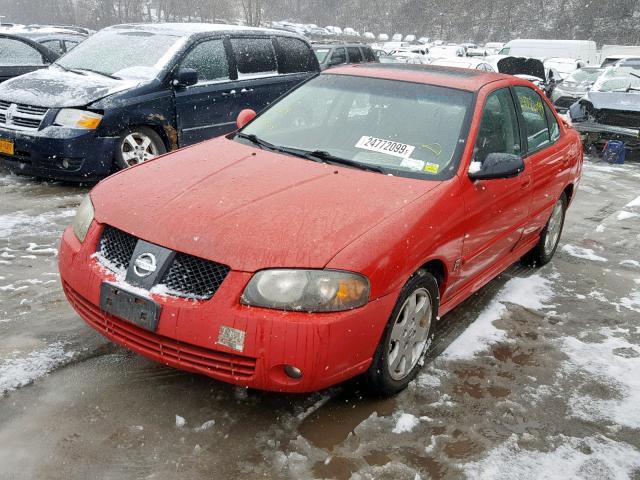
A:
[240, 88, 254, 94]
[221, 90, 237, 97]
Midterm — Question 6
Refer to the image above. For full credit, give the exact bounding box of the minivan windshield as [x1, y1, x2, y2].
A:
[56, 29, 186, 81]
[239, 74, 473, 179]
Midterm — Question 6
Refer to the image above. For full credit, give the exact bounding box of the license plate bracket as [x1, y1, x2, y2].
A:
[0, 139, 14, 156]
[100, 282, 161, 332]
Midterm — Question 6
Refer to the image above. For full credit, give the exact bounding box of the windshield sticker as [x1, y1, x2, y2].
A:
[355, 136, 415, 159]
[424, 162, 440, 174]
[400, 158, 425, 170]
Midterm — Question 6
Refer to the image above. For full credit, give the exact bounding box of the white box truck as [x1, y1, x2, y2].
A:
[499, 39, 598, 65]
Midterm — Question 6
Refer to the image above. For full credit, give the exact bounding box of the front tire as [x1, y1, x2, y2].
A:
[365, 270, 439, 396]
[523, 193, 567, 267]
[114, 126, 166, 170]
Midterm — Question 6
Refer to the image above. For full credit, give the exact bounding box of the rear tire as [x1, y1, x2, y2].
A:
[114, 126, 166, 171]
[364, 270, 439, 396]
[523, 193, 567, 267]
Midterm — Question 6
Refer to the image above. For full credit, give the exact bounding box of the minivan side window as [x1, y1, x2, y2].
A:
[514, 86, 551, 153]
[276, 37, 315, 74]
[330, 48, 346, 66]
[41, 40, 64, 55]
[231, 37, 277, 77]
[180, 39, 229, 83]
[347, 46, 363, 63]
[362, 47, 376, 62]
[474, 88, 521, 164]
[0, 38, 45, 66]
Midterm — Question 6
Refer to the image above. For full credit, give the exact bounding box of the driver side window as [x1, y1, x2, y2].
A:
[474, 88, 521, 164]
[180, 39, 229, 84]
[330, 48, 346, 66]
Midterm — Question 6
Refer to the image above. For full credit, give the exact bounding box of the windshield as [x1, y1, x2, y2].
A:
[314, 48, 330, 63]
[545, 61, 577, 75]
[239, 74, 473, 179]
[56, 30, 185, 80]
[593, 65, 640, 93]
[564, 69, 602, 85]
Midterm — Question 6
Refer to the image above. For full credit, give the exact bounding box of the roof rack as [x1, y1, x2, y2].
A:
[309, 39, 368, 45]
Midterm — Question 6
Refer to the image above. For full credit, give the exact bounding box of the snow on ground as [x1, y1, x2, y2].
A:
[626, 195, 640, 208]
[0, 343, 74, 395]
[561, 244, 607, 262]
[0, 210, 75, 238]
[561, 328, 640, 429]
[616, 211, 639, 221]
[392, 413, 420, 433]
[442, 274, 554, 360]
[463, 434, 640, 480]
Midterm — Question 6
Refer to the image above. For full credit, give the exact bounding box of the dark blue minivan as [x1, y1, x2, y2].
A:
[0, 23, 320, 181]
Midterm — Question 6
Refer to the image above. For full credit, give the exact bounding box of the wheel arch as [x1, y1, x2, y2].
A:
[415, 258, 448, 298]
[563, 183, 574, 205]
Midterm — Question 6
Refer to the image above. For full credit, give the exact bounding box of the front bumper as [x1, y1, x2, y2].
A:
[571, 121, 640, 146]
[0, 126, 117, 182]
[58, 223, 398, 393]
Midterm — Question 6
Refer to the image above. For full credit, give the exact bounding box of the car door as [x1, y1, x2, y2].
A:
[456, 87, 533, 290]
[173, 37, 239, 146]
[513, 86, 571, 241]
[0, 36, 50, 82]
[329, 47, 347, 68]
[270, 36, 319, 100]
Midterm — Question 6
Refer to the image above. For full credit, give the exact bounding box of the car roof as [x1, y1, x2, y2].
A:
[312, 43, 370, 49]
[103, 22, 292, 38]
[327, 63, 505, 91]
[11, 31, 86, 41]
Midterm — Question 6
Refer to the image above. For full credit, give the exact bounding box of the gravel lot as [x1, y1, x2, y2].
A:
[1, 158, 639, 479]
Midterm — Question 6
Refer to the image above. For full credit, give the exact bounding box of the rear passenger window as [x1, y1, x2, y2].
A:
[347, 47, 363, 63]
[231, 38, 277, 77]
[41, 40, 63, 55]
[474, 88, 521, 164]
[514, 86, 551, 152]
[362, 47, 376, 62]
[276, 37, 315, 73]
[180, 39, 229, 83]
[64, 40, 79, 52]
[544, 103, 561, 142]
[330, 48, 346, 66]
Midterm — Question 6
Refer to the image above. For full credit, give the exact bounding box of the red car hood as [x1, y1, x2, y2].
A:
[91, 137, 441, 272]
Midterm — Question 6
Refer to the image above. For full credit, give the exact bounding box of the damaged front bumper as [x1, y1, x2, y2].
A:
[571, 121, 640, 139]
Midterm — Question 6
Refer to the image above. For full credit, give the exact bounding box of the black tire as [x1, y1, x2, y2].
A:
[523, 193, 567, 267]
[113, 126, 166, 171]
[364, 270, 439, 396]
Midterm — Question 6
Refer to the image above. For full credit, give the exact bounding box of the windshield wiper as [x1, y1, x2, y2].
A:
[303, 150, 386, 173]
[235, 132, 278, 150]
[73, 68, 120, 80]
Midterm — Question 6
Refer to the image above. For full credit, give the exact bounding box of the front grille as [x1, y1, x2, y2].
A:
[0, 100, 48, 131]
[98, 226, 137, 271]
[161, 252, 231, 300]
[63, 282, 256, 379]
[97, 225, 230, 300]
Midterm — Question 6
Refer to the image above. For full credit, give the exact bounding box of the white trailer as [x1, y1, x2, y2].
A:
[499, 39, 598, 65]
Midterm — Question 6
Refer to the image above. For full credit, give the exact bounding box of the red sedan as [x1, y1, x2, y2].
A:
[59, 64, 582, 395]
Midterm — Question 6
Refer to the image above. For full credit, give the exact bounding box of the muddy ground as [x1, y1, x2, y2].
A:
[0, 158, 639, 480]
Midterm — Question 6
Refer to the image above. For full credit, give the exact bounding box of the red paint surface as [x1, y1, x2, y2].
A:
[59, 66, 582, 392]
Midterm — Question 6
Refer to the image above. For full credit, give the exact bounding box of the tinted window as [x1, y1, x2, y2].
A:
[514, 86, 551, 152]
[544, 103, 561, 142]
[277, 37, 315, 73]
[347, 46, 363, 63]
[314, 48, 330, 63]
[0, 38, 44, 66]
[231, 37, 277, 76]
[474, 88, 521, 164]
[180, 39, 229, 83]
[40, 40, 63, 55]
[330, 48, 346, 65]
[362, 47, 376, 62]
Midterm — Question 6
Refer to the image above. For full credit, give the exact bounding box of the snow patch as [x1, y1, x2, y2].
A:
[175, 415, 186, 428]
[0, 342, 73, 395]
[616, 210, 639, 221]
[625, 195, 640, 208]
[561, 244, 607, 262]
[392, 413, 420, 433]
[464, 434, 640, 479]
[443, 274, 554, 360]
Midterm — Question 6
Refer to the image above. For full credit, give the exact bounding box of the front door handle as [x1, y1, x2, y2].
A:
[221, 90, 237, 97]
[240, 88, 254, 94]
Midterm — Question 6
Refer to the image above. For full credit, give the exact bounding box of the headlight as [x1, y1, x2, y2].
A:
[72, 194, 94, 242]
[241, 269, 370, 312]
[55, 109, 103, 129]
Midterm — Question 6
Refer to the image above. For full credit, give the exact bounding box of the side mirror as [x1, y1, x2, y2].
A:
[468, 153, 524, 180]
[173, 68, 198, 88]
[236, 109, 257, 129]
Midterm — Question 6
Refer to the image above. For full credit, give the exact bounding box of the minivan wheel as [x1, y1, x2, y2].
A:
[365, 270, 439, 396]
[523, 193, 567, 267]
[114, 126, 166, 170]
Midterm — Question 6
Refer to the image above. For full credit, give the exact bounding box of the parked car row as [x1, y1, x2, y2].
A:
[0, 24, 320, 181]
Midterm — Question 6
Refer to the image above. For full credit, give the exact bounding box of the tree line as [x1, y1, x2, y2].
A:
[0, 0, 638, 45]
